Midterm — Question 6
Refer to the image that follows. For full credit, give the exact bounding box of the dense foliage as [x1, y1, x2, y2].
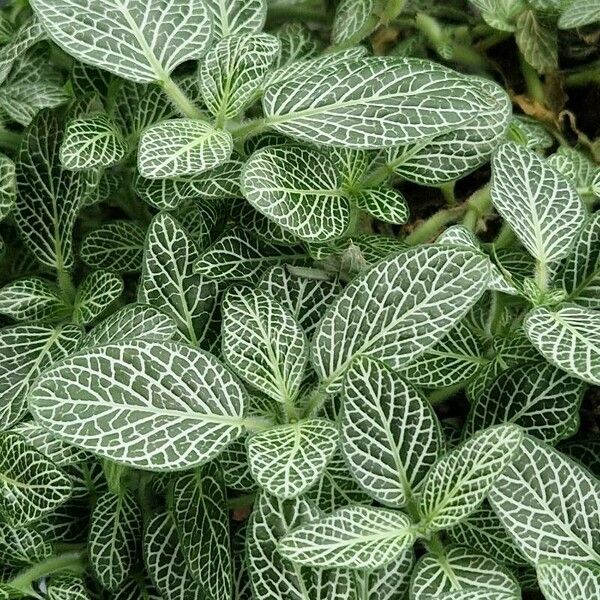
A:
[0, 0, 598, 599]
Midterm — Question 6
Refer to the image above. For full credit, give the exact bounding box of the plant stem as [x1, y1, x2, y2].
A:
[243, 415, 275, 432]
[563, 61, 600, 87]
[231, 118, 269, 142]
[439, 181, 456, 205]
[57, 265, 76, 305]
[9, 551, 85, 594]
[494, 222, 516, 249]
[404, 206, 465, 244]
[519, 53, 545, 104]
[462, 184, 491, 232]
[160, 76, 205, 121]
[427, 382, 466, 405]
[535, 259, 548, 293]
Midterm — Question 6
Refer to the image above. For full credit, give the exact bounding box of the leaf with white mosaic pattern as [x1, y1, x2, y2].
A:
[273, 22, 318, 69]
[60, 114, 127, 170]
[263, 57, 499, 148]
[0, 323, 82, 430]
[144, 511, 203, 600]
[243, 145, 348, 242]
[418, 425, 523, 532]
[465, 362, 584, 444]
[332, 0, 375, 44]
[491, 142, 586, 264]
[73, 270, 123, 325]
[0, 154, 15, 222]
[28, 340, 247, 471]
[354, 187, 409, 224]
[508, 115, 553, 150]
[312, 246, 489, 392]
[46, 575, 90, 600]
[138, 213, 217, 345]
[248, 419, 338, 499]
[138, 119, 233, 179]
[206, 0, 266, 38]
[525, 304, 600, 385]
[515, 9, 558, 74]
[279, 505, 415, 570]
[559, 0, 600, 27]
[222, 286, 308, 404]
[89, 491, 142, 591]
[172, 462, 231, 600]
[80, 221, 146, 272]
[0, 433, 72, 527]
[200, 34, 279, 121]
[354, 549, 414, 600]
[30, 0, 212, 84]
[537, 560, 600, 600]
[341, 357, 442, 508]
[0, 277, 70, 322]
[410, 546, 521, 598]
[547, 147, 600, 198]
[0, 521, 52, 567]
[0, 17, 46, 85]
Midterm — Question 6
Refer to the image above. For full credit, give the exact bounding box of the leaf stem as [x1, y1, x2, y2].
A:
[8, 551, 85, 594]
[535, 259, 548, 293]
[231, 118, 270, 143]
[494, 222, 516, 249]
[243, 415, 275, 432]
[404, 206, 465, 244]
[427, 382, 467, 405]
[462, 184, 491, 232]
[160, 76, 206, 121]
[519, 52, 545, 105]
[57, 265, 76, 306]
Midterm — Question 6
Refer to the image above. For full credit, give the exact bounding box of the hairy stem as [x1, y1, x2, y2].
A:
[405, 206, 465, 244]
[57, 264, 76, 306]
[462, 184, 491, 232]
[160, 76, 206, 121]
[9, 551, 85, 594]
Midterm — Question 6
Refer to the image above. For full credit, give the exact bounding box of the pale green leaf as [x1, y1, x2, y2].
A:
[30, 0, 212, 84]
[206, 0, 266, 38]
[89, 491, 142, 590]
[28, 340, 247, 471]
[559, 0, 600, 28]
[515, 10, 558, 74]
[489, 435, 600, 564]
[138, 213, 217, 345]
[524, 304, 600, 385]
[0, 18, 46, 85]
[222, 286, 308, 404]
[279, 505, 415, 570]
[491, 141, 586, 263]
[341, 357, 442, 507]
[73, 270, 123, 325]
[138, 119, 233, 179]
[221, 438, 256, 492]
[418, 425, 523, 532]
[0, 277, 70, 322]
[467, 0, 525, 31]
[248, 419, 338, 499]
[172, 200, 226, 251]
[537, 560, 600, 600]
[0, 154, 15, 221]
[354, 187, 409, 224]
[312, 246, 489, 391]
[332, 0, 375, 45]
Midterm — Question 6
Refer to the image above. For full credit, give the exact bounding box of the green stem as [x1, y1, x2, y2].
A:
[301, 381, 331, 419]
[535, 259, 548, 293]
[231, 118, 269, 143]
[160, 76, 206, 121]
[361, 162, 395, 188]
[494, 222, 516, 249]
[57, 265, 76, 305]
[243, 415, 275, 432]
[519, 53, 545, 104]
[438, 181, 456, 205]
[9, 551, 85, 594]
[404, 206, 465, 244]
[427, 382, 466, 405]
[563, 61, 600, 87]
[462, 184, 491, 232]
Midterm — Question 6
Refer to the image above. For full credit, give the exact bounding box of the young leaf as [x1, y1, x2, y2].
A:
[278, 505, 415, 570]
[332, 0, 375, 45]
[89, 491, 142, 591]
[138, 213, 217, 345]
[243, 145, 349, 242]
[247, 419, 338, 499]
[0, 433, 71, 527]
[171, 463, 231, 600]
[418, 425, 523, 532]
[491, 141, 586, 264]
[206, 0, 266, 38]
[60, 114, 128, 170]
[138, 119, 233, 179]
[311, 246, 489, 391]
[465, 362, 584, 444]
[525, 304, 600, 385]
[30, 0, 212, 84]
[0, 277, 70, 322]
[73, 270, 123, 325]
[341, 357, 443, 508]
[0, 154, 15, 221]
[537, 560, 600, 600]
[354, 187, 409, 225]
[263, 57, 500, 148]
[354, 549, 414, 600]
[0, 17, 46, 85]
[547, 147, 600, 198]
[222, 286, 308, 405]
[559, 0, 600, 28]
[489, 435, 600, 564]
[28, 340, 247, 470]
[200, 34, 279, 121]
[46, 574, 90, 600]
[515, 10, 558, 74]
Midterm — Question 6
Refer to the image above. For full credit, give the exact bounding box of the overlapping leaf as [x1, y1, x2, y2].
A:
[354, 187, 409, 224]
[559, 0, 600, 28]
[73, 270, 123, 325]
[206, 0, 266, 38]
[0, 17, 45, 84]
[0, 154, 15, 221]
[0, 522, 52, 567]
[0, 277, 70, 322]
[332, 0, 375, 45]
[537, 560, 600, 600]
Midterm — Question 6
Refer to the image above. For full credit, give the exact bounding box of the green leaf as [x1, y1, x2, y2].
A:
[0, 154, 16, 221]
[0, 323, 82, 430]
[418, 425, 523, 532]
[537, 560, 600, 600]
[491, 141, 586, 264]
[263, 57, 501, 148]
[222, 286, 308, 405]
[73, 270, 123, 325]
[465, 362, 584, 444]
[410, 546, 521, 598]
[0, 522, 52, 567]
[83, 303, 177, 347]
[248, 419, 338, 499]
[30, 0, 212, 84]
[279, 505, 415, 570]
[0, 277, 70, 322]
[200, 34, 279, 121]
[138, 119, 233, 179]
[273, 22, 318, 68]
[354, 187, 409, 224]
[332, 0, 375, 45]
[195, 227, 306, 283]
[489, 435, 600, 564]
[467, 0, 525, 31]
[46, 575, 90, 600]
[524, 304, 600, 385]
[60, 114, 127, 170]
[508, 115, 554, 150]
[560, 439, 600, 478]
[206, 0, 266, 38]
[14, 110, 87, 271]
[89, 491, 142, 590]
[0, 17, 46, 85]
[239, 201, 301, 246]
[354, 549, 414, 600]
[28, 340, 247, 471]
[172, 463, 231, 600]
[559, 0, 600, 27]
[311, 246, 490, 391]
[144, 511, 203, 600]
[547, 147, 600, 198]
[341, 357, 442, 507]
[515, 10, 558, 74]
[243, 145, 348, 242]
[80, 221, 146, 273]
[0, 433, 71, 527]
[138, 213, 217, 345]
